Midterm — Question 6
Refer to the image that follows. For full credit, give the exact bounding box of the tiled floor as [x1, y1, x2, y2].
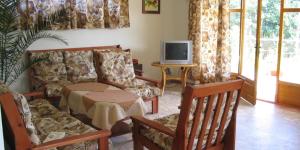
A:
[111, 83, 300, 150]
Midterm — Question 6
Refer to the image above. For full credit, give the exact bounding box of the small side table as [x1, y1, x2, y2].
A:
[152, 62, 197, 95]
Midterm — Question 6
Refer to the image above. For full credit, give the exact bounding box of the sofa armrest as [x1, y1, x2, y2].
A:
[131, 116, 175, 137]
[32, 130, 111, 150]
[135, 75, 160, 87]
[98, 80, 127, 90]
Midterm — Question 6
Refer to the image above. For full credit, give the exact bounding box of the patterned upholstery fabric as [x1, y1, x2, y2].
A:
[13, 93, 41, 145]
[30, 51, 68, 82]
[45, 80, 73, 97]
[96, 51, 160, 99]
[125, 79, 160, 99]
[29, 99, 98, 149]
[93, 48, 121, 79]
[30, 51, 71, 97]
[96, 50, 136, 85]
[64, 50, 97, 83]
[141, 92, 238, 149]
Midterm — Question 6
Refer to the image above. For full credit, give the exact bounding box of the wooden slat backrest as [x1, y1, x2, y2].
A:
[173, 79, 244, 150]
[0, 93, 32, 149]
[27, 45, 121, 53]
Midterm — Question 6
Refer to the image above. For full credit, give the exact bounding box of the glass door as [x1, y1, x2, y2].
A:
[256, 0, 281, 102]
[277, 0, 300, 107]
[229, 0, 261, 105]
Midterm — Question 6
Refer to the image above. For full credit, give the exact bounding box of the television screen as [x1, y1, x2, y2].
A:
[165, 43, 188, 60]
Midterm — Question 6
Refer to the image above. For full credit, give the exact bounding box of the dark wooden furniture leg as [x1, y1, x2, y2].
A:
[151, 96, 159, 114]
[98, 136, 109, 150]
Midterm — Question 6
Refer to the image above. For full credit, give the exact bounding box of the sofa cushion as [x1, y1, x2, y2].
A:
[13, 93, 41, 145]
[29, 99, 98, 149]
[45, 80, 73, 97]
[30, 51, 68, 82]
[125, 79, 160, 99]
[64, 50, 97, 83]
[96, 50, 136, 85]
[93, 49, 119, 80]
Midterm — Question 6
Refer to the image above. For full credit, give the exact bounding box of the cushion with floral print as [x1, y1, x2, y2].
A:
[29, 51, 68, 82]
[96, 50, 136, 85]
[64, 50, 97, 83]
[29, 99, 98, 149]
[125, 79, 161, 99]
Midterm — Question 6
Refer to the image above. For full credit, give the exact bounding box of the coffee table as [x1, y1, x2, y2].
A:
[152, 62, 197, 95]
[59, 82, 147, 130]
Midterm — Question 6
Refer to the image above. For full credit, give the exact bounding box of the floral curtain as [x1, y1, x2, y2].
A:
[188, 0, 231, 83]
[19, 0, 130, 30]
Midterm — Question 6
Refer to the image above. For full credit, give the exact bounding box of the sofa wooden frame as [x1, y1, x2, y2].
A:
[27, 45, 160, 114]
[0, 91, 111, 150]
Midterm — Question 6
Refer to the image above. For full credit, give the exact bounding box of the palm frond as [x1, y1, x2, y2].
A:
[8, 29, 67, 60]
[0, 0, 67, 85]
[6, 56, 47, 85]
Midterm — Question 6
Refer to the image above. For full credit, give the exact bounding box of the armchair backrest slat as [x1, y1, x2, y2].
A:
[174, 79, 244, 150]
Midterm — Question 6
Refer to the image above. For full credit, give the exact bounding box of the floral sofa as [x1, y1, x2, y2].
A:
[0, 82, 110, 150]
[28, 45, 161, 113]
[29, 49, 98, 98]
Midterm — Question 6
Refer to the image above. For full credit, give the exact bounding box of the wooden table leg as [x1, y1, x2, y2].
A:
[181, 67, 190, 88]
[161, 67, 167, 95]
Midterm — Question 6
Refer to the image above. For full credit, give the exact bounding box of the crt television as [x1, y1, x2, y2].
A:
[160, 41, 193, 64]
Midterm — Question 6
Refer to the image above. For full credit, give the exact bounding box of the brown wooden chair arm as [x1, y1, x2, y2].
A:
[135, 76, 160, 87]
[131, 116, 175, 137]
[22, 91, 45, 98]
[99, 80, 127, 90]
[32, 130, 111, 150]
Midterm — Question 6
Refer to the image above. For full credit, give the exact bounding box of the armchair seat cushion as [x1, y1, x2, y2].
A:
[29, 99, 98, 149]
[45, 80, 73, 97]
[141, 114, 178, 150]
[141, 114, 210, 150]
[125, 79, 160, 99]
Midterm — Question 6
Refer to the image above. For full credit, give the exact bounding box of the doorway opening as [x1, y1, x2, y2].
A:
[256, 0, 280, 102]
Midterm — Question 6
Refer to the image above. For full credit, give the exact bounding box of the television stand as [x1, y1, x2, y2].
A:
[151, 62, 197, 95]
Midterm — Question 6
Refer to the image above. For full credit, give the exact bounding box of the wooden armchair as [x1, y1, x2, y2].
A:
[131, 79, 244, 150]
[0, 92, 111, 150]
[94, 49, 161, 114]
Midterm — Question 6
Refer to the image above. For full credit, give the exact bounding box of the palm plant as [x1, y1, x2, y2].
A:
[0, 0, 67, 85]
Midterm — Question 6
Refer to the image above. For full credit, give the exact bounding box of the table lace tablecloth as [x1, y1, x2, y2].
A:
[59, 82, 147, 130]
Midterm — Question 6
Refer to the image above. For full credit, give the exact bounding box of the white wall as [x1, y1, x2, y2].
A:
[11, 0, 189, 92]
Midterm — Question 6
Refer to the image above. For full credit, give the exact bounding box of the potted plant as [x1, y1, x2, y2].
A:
[0, 0, 67, 86]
